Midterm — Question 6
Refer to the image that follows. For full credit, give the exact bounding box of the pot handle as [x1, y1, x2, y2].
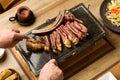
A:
[9, 17, 16, 22]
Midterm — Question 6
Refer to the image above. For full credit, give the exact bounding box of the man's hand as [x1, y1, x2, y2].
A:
[39, 59, 64, 80]
[0, 27, 29, 48]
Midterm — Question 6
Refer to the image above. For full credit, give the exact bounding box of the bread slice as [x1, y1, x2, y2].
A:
[0, 69, 12, 80]
[5, 73, 18, 80]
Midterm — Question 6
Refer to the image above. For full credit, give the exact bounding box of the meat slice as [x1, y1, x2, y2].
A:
[73, 21, 88, 37]
[73, 17, 83, 24]
[66, 21, 83, 39]
[60, 24, 79, 45]
[26, 39, 44, 52]
[56, 25, 71, 48]
[64, 10, 74, 21]
[35, 36, 45, 43]
[32, 11, 65, 34]
[43, 35, 50, 51]
[35, 36, 50, 51]
[53, 31, 62, 52]
[50, 33, 57, 53]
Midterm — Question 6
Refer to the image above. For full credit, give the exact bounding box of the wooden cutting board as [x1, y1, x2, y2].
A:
[11, 38, 114, 80]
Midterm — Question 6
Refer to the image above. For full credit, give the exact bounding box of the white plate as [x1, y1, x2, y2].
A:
[97, 72, 117, 80]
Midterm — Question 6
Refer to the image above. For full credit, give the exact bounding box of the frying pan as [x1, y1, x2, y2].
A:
[100, 0, 120, 33]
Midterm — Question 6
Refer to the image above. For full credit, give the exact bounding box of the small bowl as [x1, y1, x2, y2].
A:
[0, 48, 5, 59]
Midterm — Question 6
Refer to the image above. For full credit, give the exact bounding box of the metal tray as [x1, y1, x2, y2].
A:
[16, 3, 106, 76]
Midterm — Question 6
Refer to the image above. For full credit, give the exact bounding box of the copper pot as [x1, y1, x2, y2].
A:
[17, 6, 32, 22]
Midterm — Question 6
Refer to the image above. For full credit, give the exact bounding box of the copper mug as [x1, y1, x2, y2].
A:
[9, 6, 35, 26]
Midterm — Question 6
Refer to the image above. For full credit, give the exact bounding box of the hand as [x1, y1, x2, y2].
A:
[39, 59, 64, 80]
[0, 27, 29, 48]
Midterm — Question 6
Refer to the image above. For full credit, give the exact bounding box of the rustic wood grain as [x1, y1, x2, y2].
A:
[11, 48, 37, 80]
[59, 38, 113, 79]
[93, 60, 120, 80]
[11, 38, 113, 80]
[0, 0, 120, 80]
